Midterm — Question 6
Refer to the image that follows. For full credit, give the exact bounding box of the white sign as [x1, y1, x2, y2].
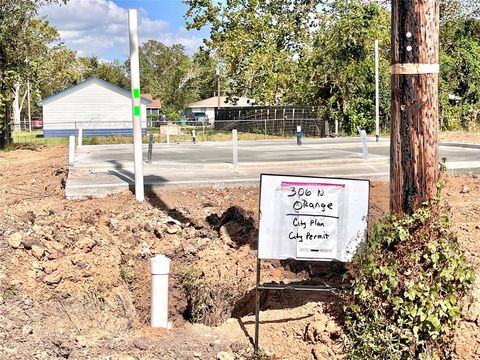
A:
[258, 174, 369, 262]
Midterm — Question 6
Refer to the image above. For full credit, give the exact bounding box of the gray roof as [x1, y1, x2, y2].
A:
[38, 77, 152, 106]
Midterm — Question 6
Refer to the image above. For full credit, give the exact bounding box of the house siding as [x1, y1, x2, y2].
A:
[190, 106, 215, 123]
[42, 82, 147, 137]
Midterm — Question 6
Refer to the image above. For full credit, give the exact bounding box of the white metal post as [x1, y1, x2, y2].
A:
[78, 128, 83, 147]
[375, 39, 380, 142]
[166, 128, 170, 144]
[68, 135, 75, 167]
[128, 9, 144, 202]
[232, 129, 238, 168]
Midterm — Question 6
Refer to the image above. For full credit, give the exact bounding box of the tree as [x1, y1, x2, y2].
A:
[38, 45, 81, 99]
[298, 1, 391, 134]
[0, 0, 67, 148]
[184, 0, 392, 132]
[192, 50, 218, 100]
[79, 56, 129, 89]
[184, 0, 316, 105]
[10, 18, 59, 131]
[138, 40, 208, 113]
[439, 15, 480, 130]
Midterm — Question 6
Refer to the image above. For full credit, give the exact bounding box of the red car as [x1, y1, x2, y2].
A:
[31, 117, 43, 130]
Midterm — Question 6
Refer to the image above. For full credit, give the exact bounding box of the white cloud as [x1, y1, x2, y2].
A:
[40, 0, 204, 59]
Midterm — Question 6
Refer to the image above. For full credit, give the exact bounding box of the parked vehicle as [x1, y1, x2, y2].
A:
[151, 115, 170, 127]
[31, 117, 43, 130]
[187, 112, 209, 125]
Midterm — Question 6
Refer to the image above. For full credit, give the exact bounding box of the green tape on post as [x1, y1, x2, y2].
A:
[133, 105, 141, 116]
[132, 88, 140, 99]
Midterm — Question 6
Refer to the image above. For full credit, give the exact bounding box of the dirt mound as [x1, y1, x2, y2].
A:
[0, 147, 479, 359]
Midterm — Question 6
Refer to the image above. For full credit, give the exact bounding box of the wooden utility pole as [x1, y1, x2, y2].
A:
[390, 0, 440, 214]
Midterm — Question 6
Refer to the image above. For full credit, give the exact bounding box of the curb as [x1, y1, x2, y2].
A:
[440, 142, 480, 150]
[72, 157, 389, 171]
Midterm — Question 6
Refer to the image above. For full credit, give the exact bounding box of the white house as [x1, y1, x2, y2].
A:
[186, 96, 253, 122]
[38, 77, 151, 137]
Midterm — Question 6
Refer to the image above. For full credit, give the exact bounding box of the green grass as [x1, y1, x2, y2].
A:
[12, 131, 68, 146]
[10, 128, 289, 147]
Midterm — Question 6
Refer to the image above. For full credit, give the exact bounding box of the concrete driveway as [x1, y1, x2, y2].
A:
[66, 137, 480, 199]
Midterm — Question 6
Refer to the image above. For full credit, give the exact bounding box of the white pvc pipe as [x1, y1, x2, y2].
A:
[78, 128, 83, 147]
[68, 135, 75, 167]
[128, 9, 144, 202]
[150, 254, 171, 329]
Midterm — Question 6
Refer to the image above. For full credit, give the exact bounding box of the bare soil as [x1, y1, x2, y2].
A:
[0, 146, 479, 359]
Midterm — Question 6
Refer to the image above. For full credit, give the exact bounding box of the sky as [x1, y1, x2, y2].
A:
[39, 0, 209, 61]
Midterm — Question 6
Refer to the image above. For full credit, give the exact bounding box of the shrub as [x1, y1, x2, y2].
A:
[344, 197, 475, 359]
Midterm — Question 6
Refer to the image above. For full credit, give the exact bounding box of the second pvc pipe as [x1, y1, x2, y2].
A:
[150, 254, 171, 329]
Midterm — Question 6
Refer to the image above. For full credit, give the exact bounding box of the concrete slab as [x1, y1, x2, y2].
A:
[66, 137, 480, 199]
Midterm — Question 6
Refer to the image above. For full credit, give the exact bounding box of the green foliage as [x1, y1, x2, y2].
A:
[79, 56, 129, 89]
[0, 0, 68, 148]
[138, 41, 215, 112]
[120, 267, 133, 284]
[184, 0, 391, 134]
[345, 200, 475, 359]
[185, 0, 480, 134]
[160, 105, 181, 123]
[185, 0, 317, 105]
[307, 0, 391, 135]
[439, 17, 480, 130]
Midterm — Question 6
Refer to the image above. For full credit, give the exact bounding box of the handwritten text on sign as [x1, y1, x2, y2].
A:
[279, 182, 345, 259]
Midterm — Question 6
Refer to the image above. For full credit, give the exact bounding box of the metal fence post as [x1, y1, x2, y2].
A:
[147, 134, 154, 163]
[232, 129, 238, 170]
[78, 128, 83, 147]
[357, 126, 368, 159]
[296, 126, 302, 146]
[68, 135, 75, 167]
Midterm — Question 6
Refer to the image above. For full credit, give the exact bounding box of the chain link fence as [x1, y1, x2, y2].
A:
[11, 106, 328, 146]
[214, 106, 326, 137]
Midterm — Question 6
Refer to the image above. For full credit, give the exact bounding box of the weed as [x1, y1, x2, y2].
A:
[344, 195, 475, 359]
[179, 265, 241, 326]
[120, 267, 133, 284]
[1, 286, 17, 302]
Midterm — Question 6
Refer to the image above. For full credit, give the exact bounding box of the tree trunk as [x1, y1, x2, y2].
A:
[0, 78, 13, 148]
[390, 0, 440, 215]
[27, 80, 31, 132]
[1, 101, 12, 148]
[12, 81, 22, 132]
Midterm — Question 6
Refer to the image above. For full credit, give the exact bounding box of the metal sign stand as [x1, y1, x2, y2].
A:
[253, 254, 342, 356]
[253, 174, 369, 357]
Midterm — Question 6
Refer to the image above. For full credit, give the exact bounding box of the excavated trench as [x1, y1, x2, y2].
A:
[122, 205, 347, 328]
